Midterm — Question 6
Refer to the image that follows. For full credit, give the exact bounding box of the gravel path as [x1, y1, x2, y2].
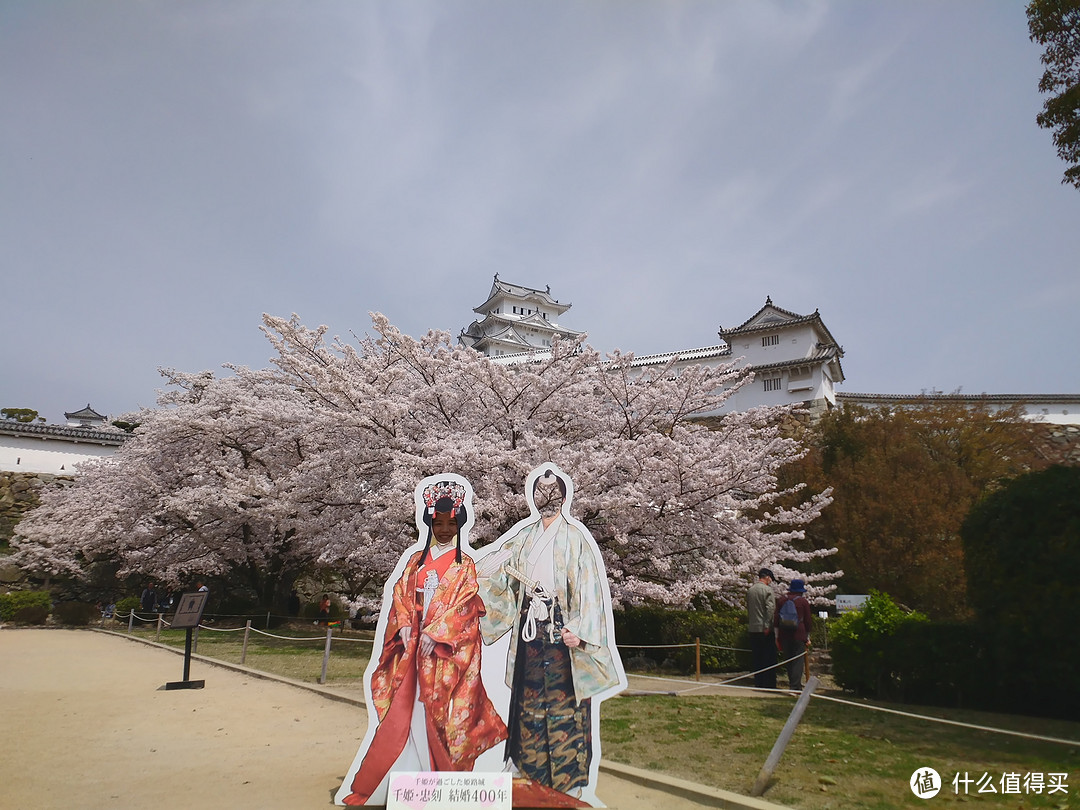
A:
[0, 629, 784, 810]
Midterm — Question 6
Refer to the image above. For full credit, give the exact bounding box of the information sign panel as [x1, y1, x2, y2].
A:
[836, 594, 869, 614]
[171, 591, 208, 629]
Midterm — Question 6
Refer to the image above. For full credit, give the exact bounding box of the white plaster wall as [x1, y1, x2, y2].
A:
[1024, 406, 1080, 425]
[0, 435, 118, 475]
[729, 323, 819, 366]
[837, 396, 1080, 426]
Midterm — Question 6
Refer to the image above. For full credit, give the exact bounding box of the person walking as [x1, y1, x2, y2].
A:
[746, 568, 777, 689]
[774, 578, 812, 691]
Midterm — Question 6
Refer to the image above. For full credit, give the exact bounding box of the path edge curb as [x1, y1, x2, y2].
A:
[96, 628, 793, 809]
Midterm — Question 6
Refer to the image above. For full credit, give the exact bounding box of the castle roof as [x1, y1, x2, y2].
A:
[473, 275, 571, 317]
[623, 345, 733, 368]
[0, 419, 128, 446]
[749, 345, 845, 376]
[838, 392, 1080, 406]
[64, 404, 107, 422]
[719, 296, 842, 351]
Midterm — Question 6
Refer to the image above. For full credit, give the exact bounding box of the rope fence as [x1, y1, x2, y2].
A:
[118, 611, 753, 684]
[810, 692, 1080, 747]
[116, 609, 377, 684]
[620, 651, 1080, 748]
[113, 610, 1079, 748]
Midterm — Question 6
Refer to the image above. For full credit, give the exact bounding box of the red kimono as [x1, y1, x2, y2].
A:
[343, 549, 507, 805]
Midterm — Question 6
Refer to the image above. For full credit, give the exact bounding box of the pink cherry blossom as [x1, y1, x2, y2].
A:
[12, 313, 838, 607]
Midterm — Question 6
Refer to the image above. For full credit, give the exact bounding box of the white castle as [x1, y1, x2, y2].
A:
[459, 275, 585, 357]
[0, 405, 126, 476]
[459, 276, 1080, 425]
[4, 279, 1077, 478]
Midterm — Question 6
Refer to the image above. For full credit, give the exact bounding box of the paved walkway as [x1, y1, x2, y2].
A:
[0, 629, 789, 810]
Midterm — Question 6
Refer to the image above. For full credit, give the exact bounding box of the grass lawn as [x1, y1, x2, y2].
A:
[602, 692, 1079, 809]
[119, 624, 1078, 809]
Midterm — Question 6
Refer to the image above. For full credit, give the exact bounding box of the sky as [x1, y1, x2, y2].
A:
[3, 1, 1079, 424]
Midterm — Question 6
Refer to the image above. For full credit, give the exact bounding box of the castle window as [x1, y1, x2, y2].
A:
[762, 334, 779, 347]
[763, 377, 782, 392]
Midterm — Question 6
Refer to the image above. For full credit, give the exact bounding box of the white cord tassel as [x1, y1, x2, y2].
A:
[521, 588, 551, 642]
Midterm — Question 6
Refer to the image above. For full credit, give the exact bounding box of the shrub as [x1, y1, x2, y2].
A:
[830, 590, 928, 698]
[0, 589, 51, 622]
[53, 601, 97, 626]
[115, 596, 140, 621]
[884, 621, 994, 708]
[13, 605, 50, 624]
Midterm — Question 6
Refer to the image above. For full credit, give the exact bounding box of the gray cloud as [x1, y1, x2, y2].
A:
[2, 0, 1077, 423]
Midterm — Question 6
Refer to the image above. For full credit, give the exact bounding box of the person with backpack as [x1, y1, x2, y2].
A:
[774, 579, 812, 691]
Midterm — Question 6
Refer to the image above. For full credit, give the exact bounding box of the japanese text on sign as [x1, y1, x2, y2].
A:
[386, 772, 511, 810]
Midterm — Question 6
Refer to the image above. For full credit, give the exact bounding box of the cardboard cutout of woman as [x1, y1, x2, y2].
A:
[475, 464, 627, 807]
[335, 474, 507, 806]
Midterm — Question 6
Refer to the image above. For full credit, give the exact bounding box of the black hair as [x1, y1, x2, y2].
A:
[533, 469, 567, 499]
[418, 495, 467, 566]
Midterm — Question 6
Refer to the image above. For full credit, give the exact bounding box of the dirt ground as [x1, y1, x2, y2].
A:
[0, 629, 784, 810]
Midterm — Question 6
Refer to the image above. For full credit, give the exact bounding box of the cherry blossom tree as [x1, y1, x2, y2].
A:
[12, 367, 325, 609]
[13, 313, 837, 609]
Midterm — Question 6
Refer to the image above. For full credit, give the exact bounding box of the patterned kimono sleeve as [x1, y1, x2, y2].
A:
[564, 531, 607, 653]
[368, 556, 418, 722]
[477, 540, 519, 645]
[384, 555, 418, 646]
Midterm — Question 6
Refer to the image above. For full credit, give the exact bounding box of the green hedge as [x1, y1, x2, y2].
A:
[614, 605, 750, 674]
[830, 591, 928, 699]
[115, 596, 140, 620]
[831, 589, 1076, 719]
[0, 590, 51, 622]
[962, 465, 1080, 720]
[888, 621, 995, 708]
[831, 592, 1000, 711]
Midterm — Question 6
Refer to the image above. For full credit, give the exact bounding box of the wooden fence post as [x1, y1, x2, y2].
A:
[319, 626, 333, 685]
[695, 637, 701, 681]
[241, 620, 251, 665]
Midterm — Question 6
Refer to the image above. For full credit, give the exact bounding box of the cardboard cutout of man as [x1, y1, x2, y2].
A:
[475, 464, 627, 807]
[335, 474, 507, 806]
